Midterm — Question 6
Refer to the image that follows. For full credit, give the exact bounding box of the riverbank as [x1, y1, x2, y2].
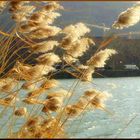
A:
[52, 70, 140, 79]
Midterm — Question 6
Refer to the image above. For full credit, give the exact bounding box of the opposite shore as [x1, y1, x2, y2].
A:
[52, 69, 140, 79]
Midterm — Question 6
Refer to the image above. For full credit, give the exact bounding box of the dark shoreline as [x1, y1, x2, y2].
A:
[52, 70, 140, 79]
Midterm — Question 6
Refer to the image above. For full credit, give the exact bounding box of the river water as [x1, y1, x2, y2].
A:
[59, 77, 140, 138]
[0, 77, 140, 138]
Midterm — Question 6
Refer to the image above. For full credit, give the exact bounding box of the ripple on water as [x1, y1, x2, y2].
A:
[59, 77, 140, 138]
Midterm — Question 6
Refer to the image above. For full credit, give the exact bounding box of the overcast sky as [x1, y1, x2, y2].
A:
[56, 2, 139, 37]
[0, 2, 138, 38]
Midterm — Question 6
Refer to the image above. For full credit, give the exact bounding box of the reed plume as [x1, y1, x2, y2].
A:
[113, 3, 140, 29]
[14, 107, 27, 116]
[86, 49, 117, 68]
[0, 1, 8, 12]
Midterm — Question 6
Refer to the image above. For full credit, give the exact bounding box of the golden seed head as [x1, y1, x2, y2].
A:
[41, 79, 58, 89]
[27, 88, 45, 98]
[37, 53, 60, 66]
[30, 13, 45, 21]
[42, 98, 62, 112]
[113, 3, 140, 29]
[0, 78, 17, 92]
[29, 26, 61, 39]
[34, 132, 42, 138]
[0, 1, 8, 12]
[84, 89, 98, 97]
[22, 98, 44, 105]
[4, 95, 17, 104]
[26, 117, 40, 127]
[86, 49, 117, 68]
[43, 2, 64, 12]
[31, 41, 58, 53]
[14, 107, 27, 116]
[22, 82, 37, 91]
[65, 105, 82, 117]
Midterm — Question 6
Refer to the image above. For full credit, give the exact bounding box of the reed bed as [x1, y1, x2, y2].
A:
[0, 1, 138, 138]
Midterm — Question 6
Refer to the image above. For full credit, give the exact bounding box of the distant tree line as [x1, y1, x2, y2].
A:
[80, 36, 140, 70]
